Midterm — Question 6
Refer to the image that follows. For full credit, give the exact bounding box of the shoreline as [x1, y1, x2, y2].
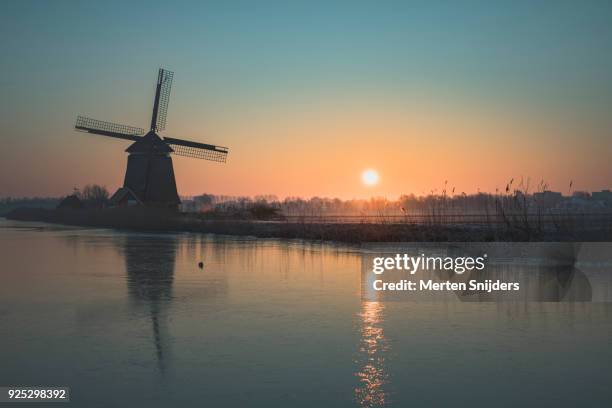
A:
[5, 207, 611, 242]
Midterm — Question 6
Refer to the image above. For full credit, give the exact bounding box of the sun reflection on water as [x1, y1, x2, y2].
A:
[354, 301, 390, 407]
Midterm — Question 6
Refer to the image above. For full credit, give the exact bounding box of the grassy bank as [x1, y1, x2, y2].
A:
[6, 207, 612, 242]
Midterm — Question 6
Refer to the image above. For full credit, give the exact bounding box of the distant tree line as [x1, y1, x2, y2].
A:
[3, 179, 609, 219]
[0, 197, 59, 216]
[183, 187, 610, 218]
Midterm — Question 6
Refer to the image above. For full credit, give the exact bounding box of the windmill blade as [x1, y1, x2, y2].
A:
[152, 69, 174, 132]
[163, 136, 229, 163]
[75, 116, 144, 141]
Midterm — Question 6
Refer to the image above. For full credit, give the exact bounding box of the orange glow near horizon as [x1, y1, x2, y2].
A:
[167, 99, 609, 200]
[1, 97, 610, 199]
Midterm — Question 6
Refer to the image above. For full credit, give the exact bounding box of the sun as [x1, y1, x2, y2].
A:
[362, 169, 379, 186]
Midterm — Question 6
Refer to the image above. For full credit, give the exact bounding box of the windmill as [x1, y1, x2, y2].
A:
[75, 68, 228, 209]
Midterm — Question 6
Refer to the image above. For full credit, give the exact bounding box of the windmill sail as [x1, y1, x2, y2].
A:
[163, 136, 229, 163]
[151, 69, 174, 132]
[75, 116, 144, 141]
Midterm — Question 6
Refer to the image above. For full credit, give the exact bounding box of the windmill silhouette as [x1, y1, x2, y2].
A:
[75, 68, 228, 209]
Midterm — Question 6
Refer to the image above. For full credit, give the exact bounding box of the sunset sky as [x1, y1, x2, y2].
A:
[1, 1, 611, 199]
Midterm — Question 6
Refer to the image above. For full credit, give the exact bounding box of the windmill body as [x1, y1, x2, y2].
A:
[123, 131, 180, 207]
[75, 68, 228, 209]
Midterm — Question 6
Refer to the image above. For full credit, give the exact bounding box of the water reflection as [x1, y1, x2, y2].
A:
[1, 221, 612, 407]
[447, 265, 593, 302]
[443, 242, 594, 302]
[121, 235, 177, 372]
[364, 242, 611, 303]
[354, 301, 389, 407]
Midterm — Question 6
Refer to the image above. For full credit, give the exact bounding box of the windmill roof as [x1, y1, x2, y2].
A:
[126, 131, 173, 154]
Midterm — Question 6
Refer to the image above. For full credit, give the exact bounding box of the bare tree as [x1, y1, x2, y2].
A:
[81, 184, 109, 208]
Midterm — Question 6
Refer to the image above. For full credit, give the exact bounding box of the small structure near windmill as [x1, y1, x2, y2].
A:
[75, 68, 229, 209]
[57, 194, 83, 210]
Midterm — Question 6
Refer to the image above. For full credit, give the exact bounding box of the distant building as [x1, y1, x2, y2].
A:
[533, 191, 563, 208]
[572, 191, 591, 199]
[57, 194, 83, 210]
[557, 190, 601, 211]
[592, 189, 612, 205]
[109, 187, 143, 207]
